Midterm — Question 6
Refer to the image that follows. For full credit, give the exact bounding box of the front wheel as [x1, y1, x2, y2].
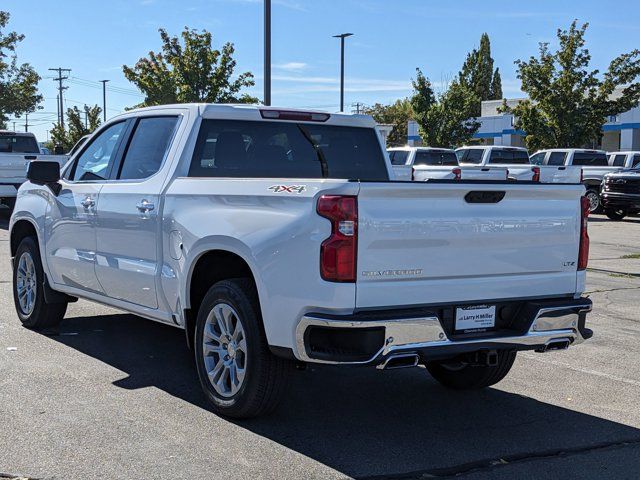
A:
[194, 279, 292, 418]
[585, 189, 602, 214]
[426, 350, 517, 390]
[13, 236, 67, 329]
[605, 208, 627, 221]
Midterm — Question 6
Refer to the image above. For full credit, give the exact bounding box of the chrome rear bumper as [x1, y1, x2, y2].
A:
[294, 298, 592, 365]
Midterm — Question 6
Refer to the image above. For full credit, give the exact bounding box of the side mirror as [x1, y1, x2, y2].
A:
[27, 161, 61, 188]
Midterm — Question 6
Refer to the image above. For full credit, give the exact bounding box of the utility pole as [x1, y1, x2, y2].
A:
[100, 80, 109, 122]
[83, 104, 88, 128]
[12, 121, 16, 132]
[333, 33, 353, 112]
[46, 130, 49, 141]
[264, 0, 271, 106]
[352, 102, 364, 114]
[49, 67, 71, 128]
[24, 113, 29, 132]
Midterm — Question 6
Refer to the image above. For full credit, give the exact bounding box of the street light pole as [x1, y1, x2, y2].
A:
[333, 33, 353, 112]
[264, 0, 271, 106]
[100, 80, 109, 122]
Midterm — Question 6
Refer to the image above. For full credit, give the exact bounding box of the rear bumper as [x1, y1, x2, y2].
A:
[601, 192, 640, 210]
[294, 297, 592, 365]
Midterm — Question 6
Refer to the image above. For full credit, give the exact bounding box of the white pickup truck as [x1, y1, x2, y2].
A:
[10, 104, 593, 418]
[530, 149, 622, 212]
[389, 146, 508, 181]
[608, 151, 640, 170]
[0, 131, 68, 208]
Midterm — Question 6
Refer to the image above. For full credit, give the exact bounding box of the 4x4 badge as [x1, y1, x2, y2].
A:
[268, 185, 306, 194]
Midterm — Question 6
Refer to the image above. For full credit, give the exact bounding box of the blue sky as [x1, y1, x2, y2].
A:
[4, 0, 640, 141]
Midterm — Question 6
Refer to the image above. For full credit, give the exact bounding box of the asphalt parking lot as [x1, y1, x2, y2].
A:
[1, 212, 639, 480]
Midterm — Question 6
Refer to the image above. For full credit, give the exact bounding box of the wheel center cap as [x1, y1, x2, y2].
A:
[227, 343, 236, 358]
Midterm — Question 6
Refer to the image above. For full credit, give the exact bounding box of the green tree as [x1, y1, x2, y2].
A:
[410, 69, 480, 148]
[0, 11, 42, 128]
[458, 33, 502, 116]
[508, 21, 640, 151]
[363, 99, 413, 146]
[123, 27, 257, 108]
[50, 104, 102, 151]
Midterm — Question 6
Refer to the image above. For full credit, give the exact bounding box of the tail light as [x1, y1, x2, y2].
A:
[531, 166, 541, 182]
[452, 168, 462, 180]
[317, 195, 357, 282]
[580, 168, 584, 183]
[578, 196, 590, 270]
[411, 167, 415, 181]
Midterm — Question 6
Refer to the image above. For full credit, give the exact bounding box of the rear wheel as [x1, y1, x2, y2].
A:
[426, 350, 517, 390]
[605, 208, 627, 221]
[585, 189, 602, 214]
[12, 236, 67, 329]
[194, 278, 292, 418]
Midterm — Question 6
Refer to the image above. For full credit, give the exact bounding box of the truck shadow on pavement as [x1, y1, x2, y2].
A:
[43, 312, 640, 479]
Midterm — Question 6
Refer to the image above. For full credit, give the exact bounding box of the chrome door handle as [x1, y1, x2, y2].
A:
[136, 199, 155, 212]
[81, 197, 95, 209]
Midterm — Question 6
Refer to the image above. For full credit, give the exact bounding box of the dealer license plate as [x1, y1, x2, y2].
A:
[455, 305, 496, 332]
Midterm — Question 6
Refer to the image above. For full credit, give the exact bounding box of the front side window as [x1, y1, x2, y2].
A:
[458, 149, 483, 164]
[189, 120, 389, 180]
[572, 152, 608, 166]
[612, 154, 627, 167]
[414, 150, 458, 166]
[488, 149, 530, 165]
[68, 122, 126, 181]
[118, 116, 179, 180]
[547, 152, 566, 166]
[388, 150, 409, 165]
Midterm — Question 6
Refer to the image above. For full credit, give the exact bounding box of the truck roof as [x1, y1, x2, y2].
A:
[607, 151, 640, 155]
[110, 103, 377, 128]
[0, 130, 36, 138]
[456, 145, 528, 152]
[387, 146, 454, 152]
[536, 148, 607, 154]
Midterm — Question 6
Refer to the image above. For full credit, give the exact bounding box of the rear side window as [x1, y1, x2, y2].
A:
[547, 152, 566, 166]
[612, 154, 627, 167]
[488, 149, 530, 165]
[572, 152, 607, 166]
[189, 120, 389, 180]
[633, 155, 640, 169]
[118, 116, 179, 180]
[458, 149, 483, 164]
[388, 150, 409, 165]
[0, 134, 39, 153]
[414, 150, 458, 166]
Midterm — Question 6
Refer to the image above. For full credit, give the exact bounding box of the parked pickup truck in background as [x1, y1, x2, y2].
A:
[0, 131, 68, 209]
[456, 145, 540, 181]
[608, 151, 640, 170]
[389, 146, 510, 181]
[10, 104, 593, 418]
[530, 149, 622, 212]
[600, 167, 640, 220]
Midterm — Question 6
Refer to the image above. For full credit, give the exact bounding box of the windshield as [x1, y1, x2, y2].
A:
[0, 134, 39, 154]
[414, 150, 458, 166]
[488, 149, 530, 165]
[189, 120, 389, 181]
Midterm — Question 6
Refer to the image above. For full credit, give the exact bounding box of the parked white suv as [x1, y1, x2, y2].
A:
[10, 104, 593, 418]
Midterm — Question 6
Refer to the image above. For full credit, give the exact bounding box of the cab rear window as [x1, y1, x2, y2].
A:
[573, 152, 607, 166]
[189, 120, 389, 180]
[0, 134, 39, 154]
[414, 151, 458, 166]
[488, 149, 530, 165]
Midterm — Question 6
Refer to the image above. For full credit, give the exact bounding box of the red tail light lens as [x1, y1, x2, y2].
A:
[452, 168, 462, 180]
[578, 196, 590, 270]
[317, 195, 357, 282]
[531, 166, 541, 182]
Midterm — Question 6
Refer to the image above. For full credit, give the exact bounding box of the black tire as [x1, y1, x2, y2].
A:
[605, 209, 627, 221]
[3, 197, 16, 211]
[194, 278, 292, 418]
[426, 350, 517, 390]
[585, 188, 602, 214]
[12, 236, 67, 329]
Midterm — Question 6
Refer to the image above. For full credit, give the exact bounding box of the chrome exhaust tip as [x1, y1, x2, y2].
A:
[536, 338, 571, 353]
[377, 353, 420, 370]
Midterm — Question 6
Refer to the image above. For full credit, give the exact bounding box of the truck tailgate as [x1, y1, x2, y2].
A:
[356, 182, 583, 308]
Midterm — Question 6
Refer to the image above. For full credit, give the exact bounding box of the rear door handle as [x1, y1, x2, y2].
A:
[81, 197, 95, 209]
[136, 199, 155, 212]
